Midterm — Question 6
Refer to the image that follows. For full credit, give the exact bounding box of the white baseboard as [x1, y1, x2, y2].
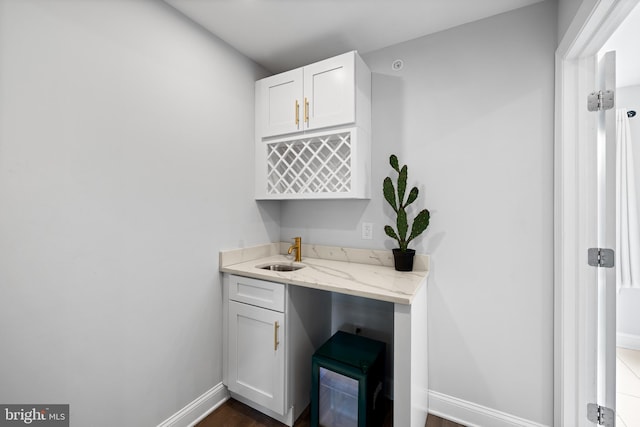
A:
[157, 382, 229, 427]
[617, 332, 640, 350]
[428, 390, 549, 427]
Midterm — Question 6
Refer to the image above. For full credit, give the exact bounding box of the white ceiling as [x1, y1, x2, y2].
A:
[601, 2, 640, 88]
[164, 0, 543, 73]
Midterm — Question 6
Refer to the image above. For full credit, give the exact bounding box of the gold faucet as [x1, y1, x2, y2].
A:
[287, 237, 302, 262]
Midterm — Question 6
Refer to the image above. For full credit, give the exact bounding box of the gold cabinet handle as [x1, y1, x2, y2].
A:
[304, 97, 309, 125]
[295, 100, 299, 126]
[274, 321, 280, 350]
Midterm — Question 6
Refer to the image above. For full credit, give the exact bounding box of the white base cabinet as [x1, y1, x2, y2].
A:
[223, 274, 332, 426]
[228, 300, 285, 413]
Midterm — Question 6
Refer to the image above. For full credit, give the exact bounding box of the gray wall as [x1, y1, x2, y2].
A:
[282, 2, 556, 424]
[558, 0, 585, 42]
[0, 1, 278, 426]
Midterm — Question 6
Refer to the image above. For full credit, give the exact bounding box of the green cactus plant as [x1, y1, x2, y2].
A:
[383, 154, 430, 252]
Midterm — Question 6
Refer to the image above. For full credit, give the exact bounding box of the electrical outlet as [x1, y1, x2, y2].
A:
[362, 222, 373, 240]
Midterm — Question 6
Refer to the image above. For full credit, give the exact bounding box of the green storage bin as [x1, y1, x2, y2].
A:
[311, 331, 385, 427]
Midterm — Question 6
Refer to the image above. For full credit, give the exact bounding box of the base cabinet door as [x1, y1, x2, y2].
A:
[227, 300, 285, 414]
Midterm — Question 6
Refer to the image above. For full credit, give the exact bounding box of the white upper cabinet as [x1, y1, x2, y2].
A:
[255, 51, 371, 200]
[257, 51, 364, 138]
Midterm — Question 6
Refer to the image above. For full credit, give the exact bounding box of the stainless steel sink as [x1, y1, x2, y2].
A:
[257, 263, 304, 272]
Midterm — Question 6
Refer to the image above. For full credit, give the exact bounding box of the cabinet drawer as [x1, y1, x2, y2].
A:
[229, 275, 285, 312]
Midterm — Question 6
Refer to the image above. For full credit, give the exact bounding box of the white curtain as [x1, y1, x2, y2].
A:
[616, 108, 640, 291]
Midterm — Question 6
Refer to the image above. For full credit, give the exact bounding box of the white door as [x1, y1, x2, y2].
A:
[227, 300, 285, 414]
[591, 50, 617, 426]
[303, 51, 355, 131]
[555, 2, 639, 426]
[258, 68, 303, 137]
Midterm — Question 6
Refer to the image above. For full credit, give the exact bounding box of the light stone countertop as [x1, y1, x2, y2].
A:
[219, 243, 429, 305]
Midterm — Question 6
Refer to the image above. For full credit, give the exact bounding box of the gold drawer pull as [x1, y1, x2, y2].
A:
[295, 100, 299, 126]
[274, 321, 280, 350]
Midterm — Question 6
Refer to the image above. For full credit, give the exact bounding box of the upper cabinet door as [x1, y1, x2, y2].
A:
[256, 52, 358, 139]
[258, 68, 303, 138]
[303, 51, 355, 131]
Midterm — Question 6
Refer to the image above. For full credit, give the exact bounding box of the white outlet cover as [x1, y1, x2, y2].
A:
[362, 222, 373, 240]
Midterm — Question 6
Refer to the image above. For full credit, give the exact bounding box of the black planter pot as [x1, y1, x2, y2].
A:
[392, 248, 415, 271]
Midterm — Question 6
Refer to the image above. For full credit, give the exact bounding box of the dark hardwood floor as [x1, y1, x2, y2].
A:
[197, 398, 465, 427]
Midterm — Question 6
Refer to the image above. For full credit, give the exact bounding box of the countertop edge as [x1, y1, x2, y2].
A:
[220, 264, 425, 305]
[219, 246, 430, 305]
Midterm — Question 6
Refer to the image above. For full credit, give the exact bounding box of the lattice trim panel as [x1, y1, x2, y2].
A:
[266, 132, 352, 195]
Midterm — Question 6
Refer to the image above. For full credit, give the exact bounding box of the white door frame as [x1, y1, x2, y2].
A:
[554, 0, 639, 426]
